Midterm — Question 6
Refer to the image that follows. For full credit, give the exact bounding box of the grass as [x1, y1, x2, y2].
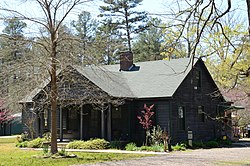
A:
[216, 160, 250, 165]
[0, 137, 151, 166]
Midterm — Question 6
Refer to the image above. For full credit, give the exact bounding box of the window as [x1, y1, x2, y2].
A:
[178, 106, 185, 130]
[193, 70, 202, 90]
[198, 106, 205, 122]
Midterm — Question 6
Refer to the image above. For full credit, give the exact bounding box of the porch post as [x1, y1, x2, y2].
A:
[107, 103, 112, 141]
[101, 106, 105, 138]
[59, 106, 63, 142]
[80, 105, 83, 140]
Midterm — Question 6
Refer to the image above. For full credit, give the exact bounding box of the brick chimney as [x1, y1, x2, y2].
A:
[120, 51, 133, 71]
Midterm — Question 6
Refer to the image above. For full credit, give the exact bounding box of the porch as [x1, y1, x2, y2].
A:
[37, 103, 133, 142]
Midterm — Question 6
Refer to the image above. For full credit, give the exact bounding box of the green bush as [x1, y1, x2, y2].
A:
[27, 137, 45, 148]
[16, 141, 28, 148]
[66, 139, 110, 150]
[66, 140, 84, 149]
[218, 139, 232, 146]
[84, 139, 110, 149]
[206, 141, 219, 148]
[110, 140, 122, 149]
[139, 146, 147, 151]
[144, 144, 164, 152]
[172, 143, 186, 151]
[42, 132, 51, 142]
[192, 141, 206, 148]
[16, 132, 29, 143]
[125, 142, 137, 151]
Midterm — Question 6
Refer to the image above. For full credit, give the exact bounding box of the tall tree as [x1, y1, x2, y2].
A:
[133, 17, 164, 62]
[99, 0, 148, 52]
[1, 0, 93, 154]
[165, 0, 250, 73]
[1, 17, 27, 62]
[0, 17, 30, 111]
[71, 11, 98, 64]
[95, 18, 125, 64]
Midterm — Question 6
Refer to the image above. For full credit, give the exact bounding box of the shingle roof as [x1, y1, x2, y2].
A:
[76, 58, 197, 98]
[20, 58, 198, 102]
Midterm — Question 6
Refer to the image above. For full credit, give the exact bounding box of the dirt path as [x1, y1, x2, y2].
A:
[77, 147, 250, 166]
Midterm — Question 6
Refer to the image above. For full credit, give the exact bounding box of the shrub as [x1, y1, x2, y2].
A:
[43, 144, 49, 155]
[16, 132, 29, 143]
[66, 139, 110, 150]
[135, 144, 164, 152]
[27, 137, 45, 148]
[150, 125, 163, 145]
[206, 141, 219, 148]
[218, 139, 232, 146]
[58, 146, 67, 156]
[139, 146, 147, 151]
[42, 132, 51, 142]
[192, 141, 206, 149]
[172, 143, 186, 151]
[147, 144, 164, 152]
[66, 140, 84, 149]
[16, 141, 28, 148]
[110, 140, 122, 149]
[125, 142, 137, 151]
[84, 139, 110, 149]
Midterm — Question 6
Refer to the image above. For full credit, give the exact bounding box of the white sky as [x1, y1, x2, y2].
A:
[0, 0, 248, 35]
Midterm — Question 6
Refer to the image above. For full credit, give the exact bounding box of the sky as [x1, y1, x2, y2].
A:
[0, 0, 248, 35]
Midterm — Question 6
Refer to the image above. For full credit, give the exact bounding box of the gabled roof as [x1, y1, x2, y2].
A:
[76, 58, 197, 98]
[20, 58, 199, 103]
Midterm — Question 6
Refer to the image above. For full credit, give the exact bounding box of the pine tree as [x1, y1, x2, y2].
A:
[99, 0, 148, 52]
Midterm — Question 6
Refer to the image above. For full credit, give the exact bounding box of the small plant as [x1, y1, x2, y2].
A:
[27, 137, 45, 148]
[16, 141, 28, 148]
[139, 144, 164, 152]
[110, 140, 122, 149]
[206, 141, 219, 148]
[150, 125, 163, 145]
[125, 142, 137, 151]
[42, 132, 51, 142]
[58, 146, 67, 156]
[150, 144, 164, 152]
[192, 141, 206, 149]
[172, 143, 186, 151]
[16, 132, 29, 143]
[217, 139, 232, 147]
[137, 104, 155, 146]
[43, 144, 49, 155]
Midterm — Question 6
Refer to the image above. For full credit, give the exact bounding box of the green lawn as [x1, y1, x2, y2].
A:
[0, 137, 151, 166]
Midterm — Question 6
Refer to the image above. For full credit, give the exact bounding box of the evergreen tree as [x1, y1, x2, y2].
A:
[1, 17, 27, 62]
[133, 17, 164, 62]
[99, 0, 148, 52]
[71, 11, 98, 64]
[94, 18, 125, 65]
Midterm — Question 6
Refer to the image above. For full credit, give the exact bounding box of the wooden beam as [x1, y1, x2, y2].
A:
[101, 108, 105, 138]
[107, 103, 112, 141]
[80, 105, 83, 140]
[59, 106, 63, 142]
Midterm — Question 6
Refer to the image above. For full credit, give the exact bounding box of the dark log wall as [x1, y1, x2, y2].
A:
[130, 99, 171, 145]
[171, 60, 224, 143]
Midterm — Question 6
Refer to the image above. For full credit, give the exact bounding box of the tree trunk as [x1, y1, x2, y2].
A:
[124, 8, 132, 52]
[247, 0, 250, 35]
[50, 32, 58, 154]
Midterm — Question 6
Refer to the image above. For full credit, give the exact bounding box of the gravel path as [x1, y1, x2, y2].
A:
[76, 147, 250, 166]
